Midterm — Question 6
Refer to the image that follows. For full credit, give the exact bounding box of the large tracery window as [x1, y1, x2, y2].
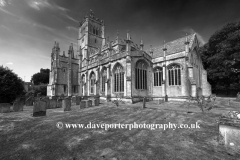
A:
[135, 61, 147, 90]
[114, 65, 124, 93]
[90, 72, 95, 94]
[154, 67, 163, 86]
[168, 64, 181, 86]
[102, 68, 107, 93]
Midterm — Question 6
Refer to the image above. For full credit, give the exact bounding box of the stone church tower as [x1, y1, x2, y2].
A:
[47, 10, 212, 102]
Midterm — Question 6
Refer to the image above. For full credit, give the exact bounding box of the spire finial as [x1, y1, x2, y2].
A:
[163, 40, 167, 51]
[116, 30, 119, 39]
[185, 33, 189, 44]
[127, 30, 131, 40]
[140, 37, 143, 45]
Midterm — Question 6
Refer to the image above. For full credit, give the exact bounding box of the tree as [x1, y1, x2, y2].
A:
[0, 66, 25, 103]
[199, 21, 240, 92]
[34, 86, 47, 96]
[31, 68, 50, 85]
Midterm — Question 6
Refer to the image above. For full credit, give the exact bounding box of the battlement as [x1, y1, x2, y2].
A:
[79, 9, 104, 27]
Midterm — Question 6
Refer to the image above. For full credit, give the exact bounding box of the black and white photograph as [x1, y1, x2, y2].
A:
[0, 0, 240, 159]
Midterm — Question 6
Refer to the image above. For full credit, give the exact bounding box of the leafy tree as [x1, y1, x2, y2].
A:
[31, 68, 50, 85]
[199, 21, 240, 92]
[0, 66, 25, 103]
[34, 86, 47, 96]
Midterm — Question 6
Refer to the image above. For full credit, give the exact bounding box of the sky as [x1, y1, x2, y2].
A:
[0, 0, 240, 82]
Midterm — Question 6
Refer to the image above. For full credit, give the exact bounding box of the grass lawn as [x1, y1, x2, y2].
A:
[0, 99, 240, 160]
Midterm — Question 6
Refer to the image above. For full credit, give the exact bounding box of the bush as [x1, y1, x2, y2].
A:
[0, 66, 25, 103]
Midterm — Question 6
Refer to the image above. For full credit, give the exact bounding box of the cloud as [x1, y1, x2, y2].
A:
[66, 26, 78, 32]
[182, 27, 206, 45]
[6, 62, 13, 65]
[1, 25, 11, 31]
[61, 13, 78, 23]
[0, 0, 6, 7]
[27, 0, 69, 12]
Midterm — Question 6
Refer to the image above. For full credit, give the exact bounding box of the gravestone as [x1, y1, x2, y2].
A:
[71, 96, 76, 105]
[218, 111, 240, 149]
[237, 92, 240, 102]
[63, 98, 71, 111]
[91, 97, 99, 106]
[143, 97, 146, 108]
[42, 97, 50, 109]
[33, 100, 46, 117]
[76, 96, 81, 105]
[0, 103, 11, 113]
[49, 98, 57, 109]
[80, 100, 92, 109]
[158, 99, 164, 104]
[57, 98, 63, 108]
[13, 97, 25, 112]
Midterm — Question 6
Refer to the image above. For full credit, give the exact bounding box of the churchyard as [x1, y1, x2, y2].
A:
[0, 98, 240, 160]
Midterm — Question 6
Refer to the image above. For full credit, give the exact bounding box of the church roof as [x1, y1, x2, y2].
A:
[152, 33, 196, 58]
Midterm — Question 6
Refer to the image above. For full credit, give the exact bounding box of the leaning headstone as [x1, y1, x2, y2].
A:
[0, 103, 11, 113]
[63, 98, 71, 111]
[76, 96, 81, 105]
[218, 111, 240, 149]
[33, 100, 46, 117]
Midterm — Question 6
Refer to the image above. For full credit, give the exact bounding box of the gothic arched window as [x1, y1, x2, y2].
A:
[135, 61, 147, 89]
[114, 65, 124, 93]
[90, 72, 95, 94]
[93, 27, 96, 35]
[168, 64, 181, 86]
[96, 29, 98, 36]
[153, 67, 163, 86]
[101, 68, 107, 93]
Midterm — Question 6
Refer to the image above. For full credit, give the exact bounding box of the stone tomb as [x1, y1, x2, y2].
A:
[0, 103, 11, 113]
[91, 97, 100, 106]
[80, 100, 92, 109]
[13, 97, 25, 112]
[33, 100, 46, 117]
[219, 111, 240, 149]
[63, 98, 71, 111]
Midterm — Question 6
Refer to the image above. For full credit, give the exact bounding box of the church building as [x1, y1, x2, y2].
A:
[47, 10, 212, 103]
